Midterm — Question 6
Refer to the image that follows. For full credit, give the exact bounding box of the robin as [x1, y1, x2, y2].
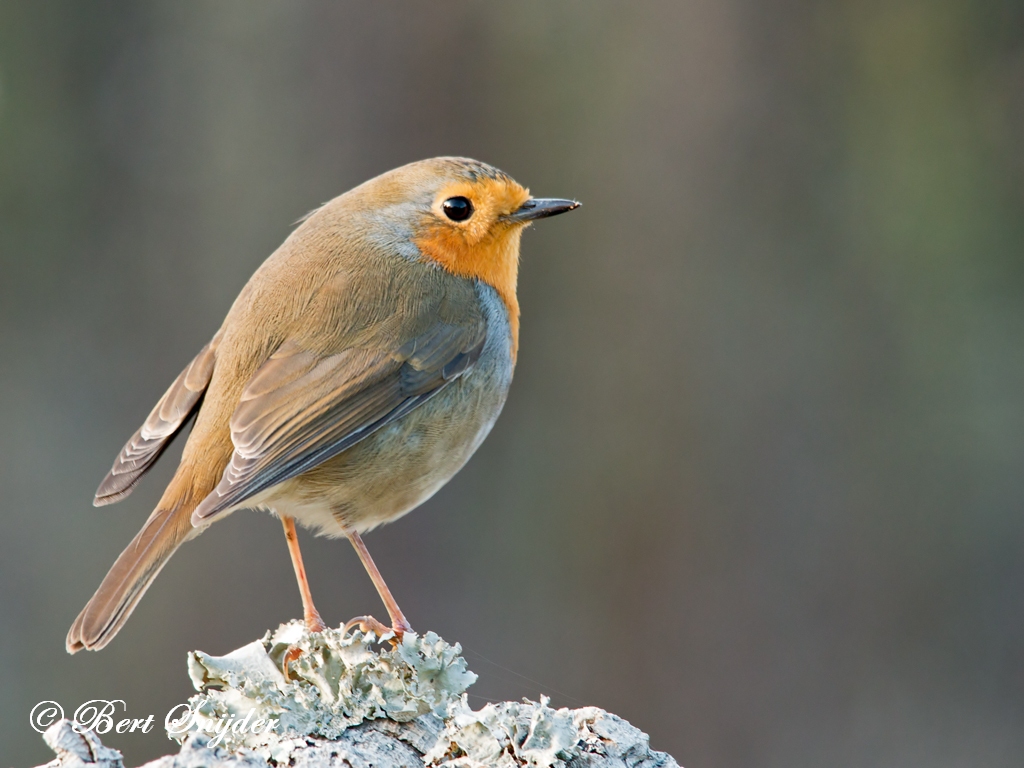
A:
[66, 157, 579, 652]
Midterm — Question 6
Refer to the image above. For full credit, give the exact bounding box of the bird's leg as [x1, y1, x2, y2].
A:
[281, 515, 327, 633]
[342, 529, 412, 641]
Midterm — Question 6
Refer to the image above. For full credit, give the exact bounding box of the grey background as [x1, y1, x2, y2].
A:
[2, 1, 1024, 766]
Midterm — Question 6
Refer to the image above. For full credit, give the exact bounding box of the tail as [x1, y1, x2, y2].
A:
[67, 484, 201, 653]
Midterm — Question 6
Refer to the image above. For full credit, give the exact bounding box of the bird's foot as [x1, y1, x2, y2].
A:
[282, 611, 328, 677]
[343, 614, 410, 647]
[282, 646, 302, 678]
[304, 609, 327, 634]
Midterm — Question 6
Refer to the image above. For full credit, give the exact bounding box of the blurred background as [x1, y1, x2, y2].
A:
[2, 1, 1024, 765]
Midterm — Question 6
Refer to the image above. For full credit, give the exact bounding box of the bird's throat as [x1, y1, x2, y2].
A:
[413, 226, 522, 360]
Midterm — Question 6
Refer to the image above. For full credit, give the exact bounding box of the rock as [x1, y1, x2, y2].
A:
[34, 623, 679, 768]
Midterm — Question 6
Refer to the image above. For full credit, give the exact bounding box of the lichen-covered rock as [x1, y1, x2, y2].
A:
[173, 620, 477, 757]
[424, 696, 677, 768]
[34, 719, 124, 768]
[34, 623, 679, 768]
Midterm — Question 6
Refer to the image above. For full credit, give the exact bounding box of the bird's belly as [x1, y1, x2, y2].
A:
[256, 359, 510, 537]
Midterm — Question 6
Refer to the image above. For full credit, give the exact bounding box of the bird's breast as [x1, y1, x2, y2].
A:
[259, 282, 515, 536]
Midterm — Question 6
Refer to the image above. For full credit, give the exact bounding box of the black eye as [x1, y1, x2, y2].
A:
[442, 196, 473, 222]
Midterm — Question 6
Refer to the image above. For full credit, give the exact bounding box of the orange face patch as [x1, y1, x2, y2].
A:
[412, 178, 532, 358]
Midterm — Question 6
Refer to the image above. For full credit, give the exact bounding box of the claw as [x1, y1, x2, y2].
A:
[343, 614, 406, 647]
[282, 645, 302, 679]
[282, 613, 328, 678]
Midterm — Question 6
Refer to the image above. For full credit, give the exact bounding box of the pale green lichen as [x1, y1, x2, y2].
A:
[155, 622, 677, 768]
[170, 620, 477, 759]
[424, 696, 609, 768]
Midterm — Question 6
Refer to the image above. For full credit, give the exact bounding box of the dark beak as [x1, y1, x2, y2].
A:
[506, 198, 581, 223]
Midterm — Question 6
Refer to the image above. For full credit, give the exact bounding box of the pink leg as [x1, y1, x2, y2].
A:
[281, 516, 327, 633]
[343, 529, 412, 638]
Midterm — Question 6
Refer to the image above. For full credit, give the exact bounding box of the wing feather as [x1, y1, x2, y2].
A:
[94, 337, 219, 506]
[192, 317, 485, 522]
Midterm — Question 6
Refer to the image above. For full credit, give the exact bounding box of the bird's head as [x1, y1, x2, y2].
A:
[348, 157, 578, 353]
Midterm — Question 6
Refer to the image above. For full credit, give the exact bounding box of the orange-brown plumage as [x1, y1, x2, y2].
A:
[412, 176, 530, 359]
[67, 157, 578, 653]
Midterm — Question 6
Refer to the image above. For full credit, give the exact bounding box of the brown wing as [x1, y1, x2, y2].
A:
[94, 336, 219, 506]
[191, 318, 486, 523]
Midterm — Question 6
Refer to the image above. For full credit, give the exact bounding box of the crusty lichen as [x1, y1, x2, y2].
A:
[173, 620, 477, 758]
[35, 623, 678, 768]
[424, 695, 674, 768]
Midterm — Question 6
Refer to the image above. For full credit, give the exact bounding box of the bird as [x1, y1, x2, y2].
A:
[66, 157, 579, 653]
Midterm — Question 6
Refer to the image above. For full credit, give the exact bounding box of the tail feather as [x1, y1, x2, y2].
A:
[67, 498, 196, 653]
